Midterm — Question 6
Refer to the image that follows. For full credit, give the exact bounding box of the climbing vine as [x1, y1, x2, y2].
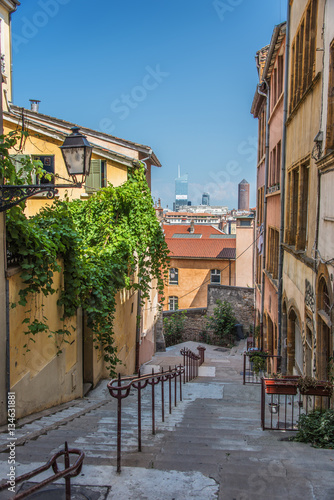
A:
[3, 132, 169, 375]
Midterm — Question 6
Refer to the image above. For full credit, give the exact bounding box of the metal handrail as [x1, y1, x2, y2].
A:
[108, 346, 205, 473]
[243, 352, 281, 384]
[0, 442, 84, 500]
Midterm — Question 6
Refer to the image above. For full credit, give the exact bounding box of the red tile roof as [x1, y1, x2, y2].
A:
[163, 224, 236, 259]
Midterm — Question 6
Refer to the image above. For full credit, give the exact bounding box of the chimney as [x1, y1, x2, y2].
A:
[30, 99, 40, 112]
[189, 221, 195, 233]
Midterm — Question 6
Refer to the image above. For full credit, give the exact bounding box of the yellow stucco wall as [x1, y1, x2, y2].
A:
[0, 214, 7, 424]
[0, 4, 13, 108]
[3, 121, 129, 217]
[8, 261, 82, 418]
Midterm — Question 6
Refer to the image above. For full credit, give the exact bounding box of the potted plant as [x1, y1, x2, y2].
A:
[249, 351, 267, 375]
[297, 376, 333, 397]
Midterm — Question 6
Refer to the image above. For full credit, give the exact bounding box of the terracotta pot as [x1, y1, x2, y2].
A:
[264, 379, 297, 395]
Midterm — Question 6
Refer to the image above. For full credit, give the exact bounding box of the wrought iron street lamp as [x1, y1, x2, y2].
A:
[0, 127, 93, 212]
[60, 127, 93, 185]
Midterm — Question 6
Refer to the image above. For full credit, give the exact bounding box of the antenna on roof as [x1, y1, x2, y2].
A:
[178, 164, 181, 178]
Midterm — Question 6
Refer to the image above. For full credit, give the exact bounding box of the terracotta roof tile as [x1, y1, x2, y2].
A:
[163, 224, 236, 259]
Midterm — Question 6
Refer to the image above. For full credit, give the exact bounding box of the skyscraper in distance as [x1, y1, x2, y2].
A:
[202, 192, 210, 205]
[238, 179, 250, 211]
[174, 165, 189, 211]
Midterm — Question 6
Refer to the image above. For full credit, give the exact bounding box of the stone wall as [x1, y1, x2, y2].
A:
[207, 285, 255, 333]
[163, 308, 207, 343]
[162, 285, 255, 345]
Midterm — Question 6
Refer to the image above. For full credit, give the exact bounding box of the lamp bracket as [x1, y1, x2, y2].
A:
[0, 183, 81, 212]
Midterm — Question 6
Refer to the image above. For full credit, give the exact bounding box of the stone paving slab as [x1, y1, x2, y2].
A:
[0, 340, 334, 499]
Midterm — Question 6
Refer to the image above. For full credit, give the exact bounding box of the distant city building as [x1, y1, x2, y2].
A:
[174, 166, 189, 211]
[202, 192, 210, 205]
[238, 179, 250, 211]
[177, 205, 228, 215]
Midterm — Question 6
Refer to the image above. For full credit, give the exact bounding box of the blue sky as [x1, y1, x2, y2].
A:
[11, 0, 287, 209]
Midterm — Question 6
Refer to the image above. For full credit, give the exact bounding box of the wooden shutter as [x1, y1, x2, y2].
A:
[10, 154, 35, 183]
[85, 159, 101, 193]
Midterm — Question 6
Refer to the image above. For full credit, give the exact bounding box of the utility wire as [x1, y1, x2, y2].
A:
[142, 228, 262, 311]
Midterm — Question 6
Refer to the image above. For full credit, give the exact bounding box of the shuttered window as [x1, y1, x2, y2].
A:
[85, 159, 106, 193]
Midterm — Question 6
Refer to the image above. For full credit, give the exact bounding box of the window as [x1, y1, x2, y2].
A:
[268, 141, 281, 189]
[317, 278, 331, 379]
[169, 268, 178, 285]
[325, 39, 334, 152]
[290, 0, 318, 112]
[258, 106, 266, 163]
[285, 162, 309, 250]
[85, 159, 107, 193]
[240, 220, 251, 227]
[32, 155, 55, 184]
[257, 186, 264, 225]
[168, 296, 178, 311]
[11, 154, 55, 186]
[267, 227, 279, 280]
[294, 317, 303, 374]
[256, 249, 262, 286]
[11, 154, 33, 183]
[210, 269, 221, 284]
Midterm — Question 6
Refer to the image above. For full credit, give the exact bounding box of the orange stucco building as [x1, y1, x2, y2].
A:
[163, 224, 236, 310]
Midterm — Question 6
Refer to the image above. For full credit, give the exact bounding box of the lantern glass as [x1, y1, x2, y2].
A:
[60, 127, 93, 184]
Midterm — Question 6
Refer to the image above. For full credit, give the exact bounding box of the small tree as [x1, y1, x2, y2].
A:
[206, 300, 236, 346]
[163, 310, 186, 347]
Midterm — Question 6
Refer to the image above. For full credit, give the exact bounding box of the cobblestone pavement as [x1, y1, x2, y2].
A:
[0, 340, 333, 499]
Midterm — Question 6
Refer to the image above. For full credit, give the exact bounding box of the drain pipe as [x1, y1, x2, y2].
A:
[257, 81, 270, 351]
[277, 1, 290, 370]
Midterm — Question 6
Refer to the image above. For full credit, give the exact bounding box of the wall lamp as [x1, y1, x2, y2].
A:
[0, 127, 93, 212]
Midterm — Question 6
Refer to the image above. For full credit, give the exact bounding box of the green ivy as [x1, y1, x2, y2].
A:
[4, 132, 169, 375]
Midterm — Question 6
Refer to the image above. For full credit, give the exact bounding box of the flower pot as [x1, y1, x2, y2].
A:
[299, 384, 333, 397]
[268, 402, 280, 414]
[264, 379, 297, 395]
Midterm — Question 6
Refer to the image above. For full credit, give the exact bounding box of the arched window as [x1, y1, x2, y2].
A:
[210, 269, 221, 284]
[168, 296, 178, 311]
[169, 268, 178, 285]
[317, 278, 331, 380]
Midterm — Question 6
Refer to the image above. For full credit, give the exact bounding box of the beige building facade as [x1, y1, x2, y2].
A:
[282, 0, 327, 378]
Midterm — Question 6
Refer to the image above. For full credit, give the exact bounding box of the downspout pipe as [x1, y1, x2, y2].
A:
[257, 81, 270, 351]
[278, 1, 291, 368]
